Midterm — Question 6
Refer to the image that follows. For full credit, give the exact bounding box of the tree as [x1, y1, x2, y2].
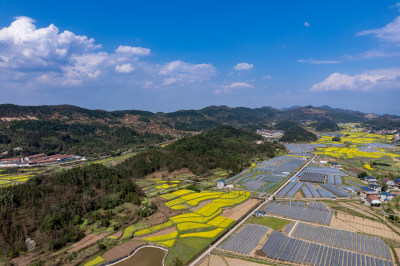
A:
[358, 172, 367, 179]
[332, 136, 341, 142]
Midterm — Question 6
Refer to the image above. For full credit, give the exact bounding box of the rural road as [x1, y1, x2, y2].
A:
[189, 154, 318, 266]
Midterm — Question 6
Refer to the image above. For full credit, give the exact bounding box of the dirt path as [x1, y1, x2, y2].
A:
[330, 213, 400, 240]
[102, 240, 145, 262]
[221, 199, 260, 220]
[68, 233, 108, 253]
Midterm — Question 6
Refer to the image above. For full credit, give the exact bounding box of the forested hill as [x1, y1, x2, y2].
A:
[1, 104, 398, 132]
[0, 163, 144, 256]
[280, 126, 318, 143]
[118, 126, 286, 176]
[0, 104, 399, 157]
[0, 126, 284, 257]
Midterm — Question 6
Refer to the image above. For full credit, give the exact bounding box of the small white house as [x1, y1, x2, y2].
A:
[386, 180, 395, 188]
[217, 179, 226, 189]
[380, 192, 396, 202]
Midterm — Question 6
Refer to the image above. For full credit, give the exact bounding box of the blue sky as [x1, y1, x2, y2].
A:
[1, 1, 400, 114]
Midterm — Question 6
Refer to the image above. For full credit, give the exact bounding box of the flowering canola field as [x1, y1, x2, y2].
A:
[133, 189, 249, 248]
[315, 131, 399, 159]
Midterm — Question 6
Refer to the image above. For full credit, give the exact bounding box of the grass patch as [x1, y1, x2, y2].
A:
[247, 216, 291, 230]
[164, 236, 212, 265]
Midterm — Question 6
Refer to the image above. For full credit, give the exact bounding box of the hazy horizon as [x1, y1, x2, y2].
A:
[1, 1, 400, 114]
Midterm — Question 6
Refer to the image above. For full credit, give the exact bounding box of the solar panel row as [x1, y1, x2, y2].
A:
[300, 172, 326, 183]
[305, 182, 321, 197]
[264, 201, 333, 225]
[261, 231, 394, 266]
[321, 184, 351, 197]
[292, 223, 392, 260]
[219, 224, 269, 254]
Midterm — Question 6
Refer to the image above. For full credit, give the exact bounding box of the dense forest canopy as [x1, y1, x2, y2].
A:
[280, 126, 318, 143]
[309, 120, 340, 132]
[0, 164, 143, 256]
[118, 126, 286, 177]
[0, 120, 171, 157]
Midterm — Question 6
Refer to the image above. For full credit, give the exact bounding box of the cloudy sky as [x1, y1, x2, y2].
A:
[1, 1, 400, 114]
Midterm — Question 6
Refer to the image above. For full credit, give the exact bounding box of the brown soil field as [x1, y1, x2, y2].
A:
[137, 226, 176, 239]
[198, 254, 227, 266]
[338, 202, 377, 219]
[224, 256, 266, 266]
[294, 191, 303, 199]
[102, 240, 145, 262]
[145, 168, 192, 179]
[68, 233, 108, 253]
[331, 212, 400, 240]
[111, 230, 123, 239]
[145, 196, 185, 227]
[221, 199, 260, 220]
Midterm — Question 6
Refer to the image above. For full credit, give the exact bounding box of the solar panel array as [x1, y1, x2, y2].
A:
[346, 181, 362, 187]
[328, 175, 335, 184]
[219, 224, 269, 254]
[302, 186, 312, 198]
[303, 166, 348, 176]
[226, 155, 305, 191]
[243, 180, 265, 190]
[284, 222, 295, 234]
[286, 182, 304, 197]
[261, 231, 394, 266]
[292, 223, 392, 260]
[261, 182, 276, 191]
[264, 201, 333, 225]
[305, 182, 321, 197]
[342, 185, 360, 192]
[284, 143, 327, 156]
[277, 181, 296, 196]
[321, 184, 351, 197]
[316, 187, 334, 198]
[300, 172, 326, 183]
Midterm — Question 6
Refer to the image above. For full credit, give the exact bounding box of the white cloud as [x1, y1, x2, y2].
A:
[214, 81, 252, 94]
[297, 58, 341, 64]
[0, 17, 216, 90]
[159, 60, 216, 85]
[115, 63, 135, 73]
[304, 21, 310, 27]
[263, 75, 272, 80]
[357, 16, 400, 45]
[115, 45, 151, 56]
[0, 16, 100, 71]
[310, 69, 400, 92]
[234, 62, 253, 71]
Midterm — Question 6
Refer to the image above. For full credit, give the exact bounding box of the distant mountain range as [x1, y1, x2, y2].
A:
[0, 104, 399, 133]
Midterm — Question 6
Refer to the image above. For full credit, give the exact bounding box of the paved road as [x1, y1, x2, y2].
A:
[189, 154, 317, 266]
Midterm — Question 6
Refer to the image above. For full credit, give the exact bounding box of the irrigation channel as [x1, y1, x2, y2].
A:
[189, 154, 317, 266]
[107, 246, 167, 266]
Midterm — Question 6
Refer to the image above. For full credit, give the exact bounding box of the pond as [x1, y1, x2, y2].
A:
[113, 246, 167, 266]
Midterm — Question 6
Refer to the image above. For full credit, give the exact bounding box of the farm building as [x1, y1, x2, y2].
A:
[380, 192, 396, 202]
[253, 211, 266, 217]
[366, 195, 381, 206]
[369, 184, 381, 192]
[386, 180, 395, 188]
[360, 186, 376, 195]
[217, 179, 226, 189]
[365, 176, 377, 184]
